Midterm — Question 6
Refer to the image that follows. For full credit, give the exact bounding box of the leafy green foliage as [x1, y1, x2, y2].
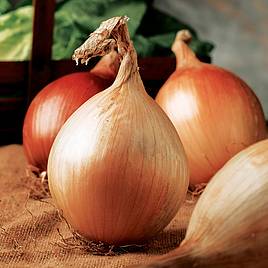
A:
[134, 6, 214, 61]
[0, 6, 32, 61]
[0, 0, 11, 15]
[52, 0, 146, 59]
[0, 0, 214, 61]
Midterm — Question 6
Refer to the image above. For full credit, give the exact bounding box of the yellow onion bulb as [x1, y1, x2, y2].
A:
[181, 138, 268, 256]
[48, 17, 189, 245]
[156, 30, 267, 185]
[136, 139, 268, 268]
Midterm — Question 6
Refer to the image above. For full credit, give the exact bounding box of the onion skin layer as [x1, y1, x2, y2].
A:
[182, 138, 268, 257]
[48, 17, 189, 246]
[48, 53, 189, 245]
[23, 54, 117, 172]
[134, 139, 268, 268]
[156, 32, 267, 185]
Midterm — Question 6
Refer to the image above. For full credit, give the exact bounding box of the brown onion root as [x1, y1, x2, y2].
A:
[21, 165, 50, 199]
[55, 228, 146, 256]
[188, 183, 207, 197]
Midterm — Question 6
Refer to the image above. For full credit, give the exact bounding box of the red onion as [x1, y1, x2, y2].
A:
[23, 52, 119, 172]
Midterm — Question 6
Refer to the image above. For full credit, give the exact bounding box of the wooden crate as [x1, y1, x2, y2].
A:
[0, 0, 175, 146]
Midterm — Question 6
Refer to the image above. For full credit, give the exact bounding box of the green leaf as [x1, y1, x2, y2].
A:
[14, 0, 32, 9]
[0, 0, 214, 61]
[0, 6, 32, 61]
[137, 6, 197, 37]
[52, 0, 147, 59]
[148, 33, 176, 49]
[133, 34, 155, 58]
[0, 0, 11, 15]
[135, 6, 214, 61]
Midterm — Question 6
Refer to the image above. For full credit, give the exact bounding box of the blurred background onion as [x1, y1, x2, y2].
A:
[155, 0, 268, 118]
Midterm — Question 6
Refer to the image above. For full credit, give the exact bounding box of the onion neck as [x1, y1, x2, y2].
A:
[118, 46, 138, 82]
[172, 30, 201, 68]
[72, 16, 130, 65]
[72, 16, 142, 91]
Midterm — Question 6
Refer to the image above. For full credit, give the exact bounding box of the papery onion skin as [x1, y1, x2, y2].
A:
[135, 139, 268, 268]
[23, 53, 118, 172]
[48, 17, 189, 245]
[156, 30, 267, 185]
[181, 138, 268, 257]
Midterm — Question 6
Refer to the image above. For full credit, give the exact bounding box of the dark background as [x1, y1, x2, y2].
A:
[1, 0, 267, 145]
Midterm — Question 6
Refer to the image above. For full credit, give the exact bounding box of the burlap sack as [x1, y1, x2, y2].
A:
[0, 145, 197, 267]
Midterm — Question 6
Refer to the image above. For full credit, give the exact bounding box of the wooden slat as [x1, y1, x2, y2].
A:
[0, 62, 28, 84]
[0, 56, 175, 145]
[50, 59, 97, 80]
[49, 57, 176, 82]
[48, 57, 175, 99]
[28, 0, 56, 103]
[138, 57, 175, 81]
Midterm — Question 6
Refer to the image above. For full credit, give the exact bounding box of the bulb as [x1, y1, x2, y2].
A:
[48, 17, 189, 245]
[156, 30, 267, 185]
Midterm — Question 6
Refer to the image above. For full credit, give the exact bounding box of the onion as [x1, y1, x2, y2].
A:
[135, 139, 268, 268]
[156, 30, 267, 185]
[48, 17, 189, 245]
[23, 52, 119, 172]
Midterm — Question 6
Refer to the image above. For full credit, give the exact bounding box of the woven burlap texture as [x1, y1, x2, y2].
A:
[0, 145, 197, 268]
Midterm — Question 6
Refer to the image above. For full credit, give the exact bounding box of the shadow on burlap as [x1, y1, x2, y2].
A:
[0, 145, 197, 268]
